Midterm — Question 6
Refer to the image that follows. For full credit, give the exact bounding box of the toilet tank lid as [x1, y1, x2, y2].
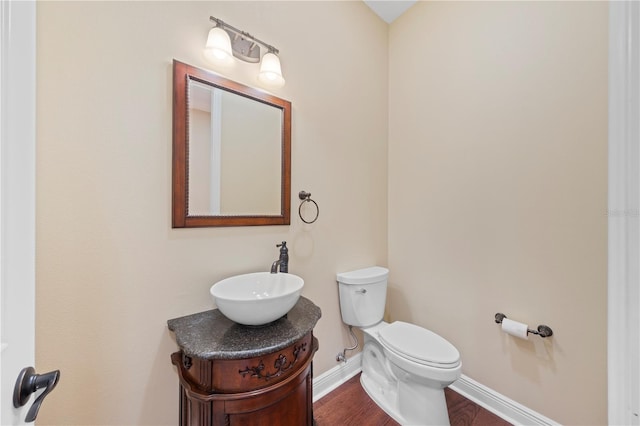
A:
[336, 266, 389, 285]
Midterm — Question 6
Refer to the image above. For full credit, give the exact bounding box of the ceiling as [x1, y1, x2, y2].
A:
[363, 0, 417, 24]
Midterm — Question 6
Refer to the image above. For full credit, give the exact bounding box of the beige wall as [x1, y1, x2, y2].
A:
[35, 1, 388, 424]
[388, 2, 608, 425]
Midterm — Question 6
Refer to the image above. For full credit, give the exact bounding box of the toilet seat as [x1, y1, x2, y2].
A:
[379, 321, 460, 369]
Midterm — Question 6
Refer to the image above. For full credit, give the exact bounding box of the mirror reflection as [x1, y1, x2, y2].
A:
[188, 80, 282, 216]
[172, 60, 291, 228]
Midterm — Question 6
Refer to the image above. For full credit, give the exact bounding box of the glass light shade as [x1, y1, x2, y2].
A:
[258, 52, 285, 87]
[204, 27, 233, 64]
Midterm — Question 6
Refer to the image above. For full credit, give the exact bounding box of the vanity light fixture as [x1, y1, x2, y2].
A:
[205, 16, 285, 88]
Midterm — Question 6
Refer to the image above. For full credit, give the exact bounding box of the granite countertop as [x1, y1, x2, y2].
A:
[167, 296, 321, 360]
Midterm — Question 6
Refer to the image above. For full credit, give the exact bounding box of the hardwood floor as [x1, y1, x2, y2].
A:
[443, 388, 512, 426]
[314, 374, 512, 426]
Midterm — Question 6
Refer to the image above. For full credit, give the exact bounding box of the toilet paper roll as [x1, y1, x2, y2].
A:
[501, 318, 529, 340]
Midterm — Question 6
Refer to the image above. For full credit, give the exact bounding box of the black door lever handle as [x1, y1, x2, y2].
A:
[13, 366, 60, 422]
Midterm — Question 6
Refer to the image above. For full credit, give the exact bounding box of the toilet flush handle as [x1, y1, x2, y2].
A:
[355, 288, 367, 294]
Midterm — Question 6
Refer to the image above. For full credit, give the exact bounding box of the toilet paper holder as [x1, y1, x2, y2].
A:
[494, 313, 553, 338]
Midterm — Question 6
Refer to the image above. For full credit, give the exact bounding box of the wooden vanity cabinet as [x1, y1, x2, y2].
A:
[171, 333, 318, 426]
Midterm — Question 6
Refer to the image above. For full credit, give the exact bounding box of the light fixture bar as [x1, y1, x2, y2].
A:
[209, 16, 279, 55]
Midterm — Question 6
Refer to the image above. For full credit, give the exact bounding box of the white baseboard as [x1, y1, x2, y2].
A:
[449, 374, 560, 426]
[312, 352, 362, 402]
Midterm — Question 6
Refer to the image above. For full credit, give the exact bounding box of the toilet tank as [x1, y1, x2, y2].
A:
[336, 266, 389, 327]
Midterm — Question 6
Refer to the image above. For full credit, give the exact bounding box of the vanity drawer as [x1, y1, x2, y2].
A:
[214, 332, 313, 393]
[175, 332, 313, 394]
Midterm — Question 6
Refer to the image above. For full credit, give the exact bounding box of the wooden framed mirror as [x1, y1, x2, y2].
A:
[172, 60, 291, 227]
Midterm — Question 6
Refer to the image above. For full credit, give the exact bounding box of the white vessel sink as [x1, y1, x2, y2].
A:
[210, 272, 304, 326]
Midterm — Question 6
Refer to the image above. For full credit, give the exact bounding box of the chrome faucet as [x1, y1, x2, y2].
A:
[270, 241, 288, 273]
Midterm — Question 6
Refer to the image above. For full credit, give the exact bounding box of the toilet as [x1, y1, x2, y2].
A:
[337, 266, 461, 426]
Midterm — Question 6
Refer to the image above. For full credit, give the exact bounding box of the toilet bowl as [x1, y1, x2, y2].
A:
[337, 267, 461, 425]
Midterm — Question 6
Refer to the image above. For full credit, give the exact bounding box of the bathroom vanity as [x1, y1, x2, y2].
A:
[168, 297, 321, 426]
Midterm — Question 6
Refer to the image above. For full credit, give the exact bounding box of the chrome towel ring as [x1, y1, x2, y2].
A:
[298, 191, 319, 224]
